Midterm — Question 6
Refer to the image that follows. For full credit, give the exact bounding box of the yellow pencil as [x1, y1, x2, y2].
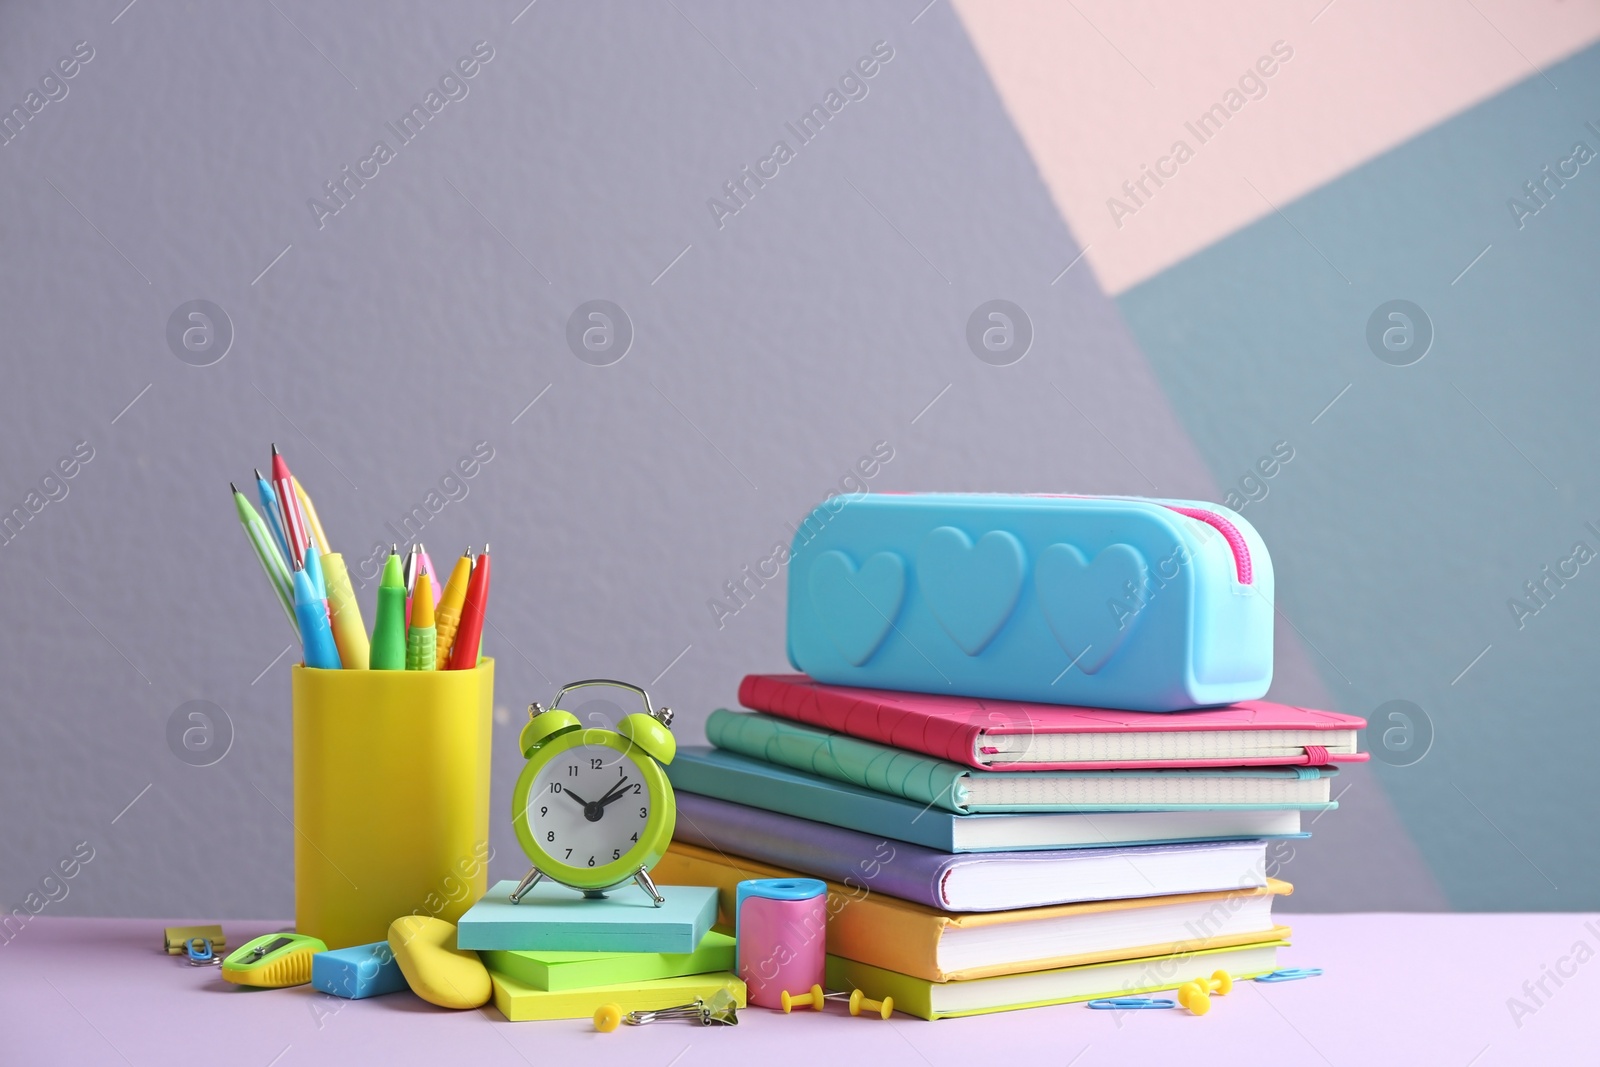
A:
[293, 477, 332, 556]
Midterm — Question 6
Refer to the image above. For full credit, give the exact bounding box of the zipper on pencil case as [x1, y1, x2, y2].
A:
[1035, 495, 1254, 586]
[1158, 506, 1252, 585]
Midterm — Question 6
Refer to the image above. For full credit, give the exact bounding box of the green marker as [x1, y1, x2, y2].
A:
[370, 547, 407, 670]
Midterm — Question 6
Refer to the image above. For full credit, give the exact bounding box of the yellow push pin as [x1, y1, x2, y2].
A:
[780, 983, 825, 1013]
[593, 1003, 623, 1032]
[848, 989, 894, 1019]
[1176, 970, 1233, 1016]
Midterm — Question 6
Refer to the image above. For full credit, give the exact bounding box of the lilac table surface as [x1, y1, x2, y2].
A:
[2, 914, 1594, 1065]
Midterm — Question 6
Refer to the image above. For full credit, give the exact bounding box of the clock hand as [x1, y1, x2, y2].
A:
[561, 788, 591, 807]
[596, 778, 634, 809]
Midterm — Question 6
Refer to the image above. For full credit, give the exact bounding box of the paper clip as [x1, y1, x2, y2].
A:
[1255, 968, 1322, 983]
[185, 938, 220, 966]
[1087, 997, 1176, 1010]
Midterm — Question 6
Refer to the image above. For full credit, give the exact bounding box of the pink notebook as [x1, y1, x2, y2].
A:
[738, 674, 1368, 771]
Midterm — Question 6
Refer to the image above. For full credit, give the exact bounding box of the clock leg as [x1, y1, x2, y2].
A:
[634, 867, 666, 908]
[509, 866, 543, 904]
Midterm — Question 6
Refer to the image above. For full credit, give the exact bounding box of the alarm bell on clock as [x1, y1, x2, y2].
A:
[507, 679, 677, 907]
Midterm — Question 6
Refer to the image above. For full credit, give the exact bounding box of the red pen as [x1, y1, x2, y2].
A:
[270, 443, 312, 570]
[447, 544, 490, 670]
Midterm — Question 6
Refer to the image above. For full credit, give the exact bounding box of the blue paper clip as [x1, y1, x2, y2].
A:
[1087, 997, 1176, 1010]
[185, 937, 219, 966]
[1255, 968, 1321, 983]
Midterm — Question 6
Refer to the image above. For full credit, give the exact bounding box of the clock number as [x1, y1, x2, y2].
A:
[632, 783, 641, 794]
[567, 764, 577, 777]
[564, 849, 572, 859]
[539, 806, 547, 817]
[639, 807, 647, 818]
[587, 856, 596, 867]
[630, 833, 637, 843]
[590, 758, 603, 769]
[551, 782, 562, 794]
[546, 831, 554, 842]
[612, 849, 621, 860]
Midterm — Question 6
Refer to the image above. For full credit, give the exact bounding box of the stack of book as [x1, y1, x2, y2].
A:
[656, 674, 1366, 1019]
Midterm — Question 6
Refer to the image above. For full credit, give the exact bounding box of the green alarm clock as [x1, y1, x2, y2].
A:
[509, 679, 677, 907]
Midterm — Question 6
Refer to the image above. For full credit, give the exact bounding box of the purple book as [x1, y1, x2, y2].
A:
[672, 791, 1267, 912]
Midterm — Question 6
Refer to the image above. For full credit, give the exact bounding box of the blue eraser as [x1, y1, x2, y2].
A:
[311, 941, 408, 999]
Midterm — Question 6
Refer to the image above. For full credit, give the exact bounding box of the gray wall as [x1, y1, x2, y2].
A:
[0, 0, 1525, 919]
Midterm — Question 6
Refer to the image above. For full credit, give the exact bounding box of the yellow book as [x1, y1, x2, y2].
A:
[655, 842, 1292, 983]
[828, 939, 1288, 1019]
[489, 969, 745, 1022]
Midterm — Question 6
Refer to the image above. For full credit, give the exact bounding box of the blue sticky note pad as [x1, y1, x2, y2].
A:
[456, 879, 718, 954]
[311, 942, 408, 1000]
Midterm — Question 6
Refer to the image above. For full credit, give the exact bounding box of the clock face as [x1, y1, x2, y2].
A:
[523, 743, 651, 873]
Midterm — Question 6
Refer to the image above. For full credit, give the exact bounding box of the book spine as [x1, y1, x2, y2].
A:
[664, 757, 960, 851]
[739, 674, 987, 769]
[655, 845, 949, 982]
[706, 709, 969, 813]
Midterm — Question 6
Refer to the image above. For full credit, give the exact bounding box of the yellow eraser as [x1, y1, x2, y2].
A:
[388, 916, 491, 1010]
[164, 925, 225, 954]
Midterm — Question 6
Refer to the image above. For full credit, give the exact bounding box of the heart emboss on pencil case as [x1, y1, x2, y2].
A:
[916, 527, 1025, 656]
[807, 550, 905, 666]
[1035, 543, 1146, 674]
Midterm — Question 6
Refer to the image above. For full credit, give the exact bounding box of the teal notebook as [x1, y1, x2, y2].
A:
[706, 709, 1339, 813]
[457, 880, 718, 954]
[481, 930, 735, 991]
[667, 748, 1316, 853]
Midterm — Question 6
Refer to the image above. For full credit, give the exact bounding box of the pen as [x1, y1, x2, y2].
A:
[434, 547, 474, 669]
[293, 476, 333, 556]
[321, 552, 370, 669]
[270, 444, 312, 570]
[369, 546, 407, 671]
[406, 569, 436, 671]
[402, 544, 420, 622]
[293, 560, 342, 669]
[231, 483, 298, 638]
[416, 545, 442, 606]
[253, 468, 291, 565]
[447, 544, 490, 670]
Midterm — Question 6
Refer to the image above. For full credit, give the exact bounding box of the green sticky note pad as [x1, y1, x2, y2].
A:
[457, 879, 719, 954]
[490, 969, 745, 1022]
[482, 929, 735, 991]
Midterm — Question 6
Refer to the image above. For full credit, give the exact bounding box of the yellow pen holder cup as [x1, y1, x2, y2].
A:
[292, 660, 493, 949]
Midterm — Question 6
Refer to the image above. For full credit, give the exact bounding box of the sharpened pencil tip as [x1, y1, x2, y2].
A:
[230, 482, 238, 494]
[253, 468, 263, 480]
[271, 443, 280, 456]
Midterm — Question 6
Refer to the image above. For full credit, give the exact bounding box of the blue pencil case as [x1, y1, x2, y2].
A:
[785, 494, 1273, 712]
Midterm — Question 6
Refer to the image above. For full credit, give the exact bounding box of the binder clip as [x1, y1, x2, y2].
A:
[185, 938, 220, 966]
[593, 988, 739, 1032]
[1256, 967, 1322, 983]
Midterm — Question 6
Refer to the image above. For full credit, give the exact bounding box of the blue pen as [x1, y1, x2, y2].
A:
[293, 560, 342, 669]
[304, 530, 328, 600]
[254, 468, 292, 563]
